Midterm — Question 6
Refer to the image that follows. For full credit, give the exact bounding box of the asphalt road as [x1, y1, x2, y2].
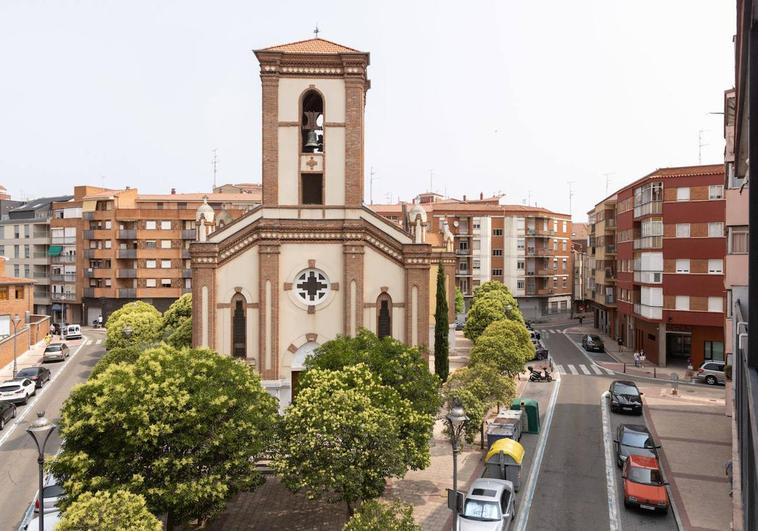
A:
[525, 326, 677, 531]
[0, 331, 105, 531]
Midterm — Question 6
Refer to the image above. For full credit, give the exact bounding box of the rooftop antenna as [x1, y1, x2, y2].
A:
[369, 166, 377, 205]
[567, 181, 575, 219]
[527, 190, 532, 206]
[602, 173, 614, 196]
[698, 129, 709, 164]
[212, 148, 218, 190]
[429, 169, 434, 193]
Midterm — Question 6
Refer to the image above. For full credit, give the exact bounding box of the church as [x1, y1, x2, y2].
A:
[190, 37, 456, 408]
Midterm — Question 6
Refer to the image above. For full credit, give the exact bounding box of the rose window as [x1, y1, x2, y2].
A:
[295, 269, 330, 305]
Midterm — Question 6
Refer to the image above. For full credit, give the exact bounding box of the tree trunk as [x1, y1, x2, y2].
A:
[346, 500, 354, 517]
[166, 511, 175, 531]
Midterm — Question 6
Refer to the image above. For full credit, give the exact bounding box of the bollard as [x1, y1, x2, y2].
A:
[653, 367, 657, 378]
[623, 362, 626, 373]
[671, 373, 679, 395]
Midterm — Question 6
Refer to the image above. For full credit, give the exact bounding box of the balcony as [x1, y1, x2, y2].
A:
[633, 201, 663, 218]
[50, 273, 76, 283]
[535, 269, 556, 277]
[51, 292, 77, 301]
[530, 248, 555, 257]
[117, 269, 137, 278]
[118, 288, 137, 298]
[117, 249, 137, 259]
[118, 229, 137, 239]
[456, 270, 472, 277]
[634, 303, 662, 320]
[455, 249, 471, 256]
[182, 269, 192, 278]
[526, 288, 555, 297]
[83, 230, 94, 239]
[51, 236, 76, 245]
[633, 270, 662, 284]
[181, 229, 196, 239]
[85, 267, 111, 278]
[633, 236, 663, 249]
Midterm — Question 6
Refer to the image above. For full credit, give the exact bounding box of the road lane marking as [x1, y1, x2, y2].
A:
[591, 365, 604, 375]
[601, 391, 622, 531]
[95, 339, 102, 345]
[602, 367, 615, 375]
[568, 364, 578, 375]
[555, 364, 565, 375]
[513, 362, 562, 531]
[580, 364, 591, 375]
[0, 336, 91, 449]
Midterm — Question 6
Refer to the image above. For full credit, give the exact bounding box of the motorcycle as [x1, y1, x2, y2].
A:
[528, 366, 552, 382]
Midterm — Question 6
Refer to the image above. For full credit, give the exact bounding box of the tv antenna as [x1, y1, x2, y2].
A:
[369, 166, 377, 205]
[698, 129, 709, 164]
[429, 169, 434, 193]
[602, 173, 614, 196]
[567, 181, 575, 219]
[212, 149, 218, 190]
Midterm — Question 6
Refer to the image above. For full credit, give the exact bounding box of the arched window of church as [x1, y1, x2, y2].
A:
[301, 90, 323, 154]
[232, 294, 246, 358]
[377, 293, 392, 339]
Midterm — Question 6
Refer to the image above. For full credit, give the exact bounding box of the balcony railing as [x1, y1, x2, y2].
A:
[182, 269, 192, 278]
[181, 229, 196, 239]
[50, 255, 76, 264]
[117, 269, 137, 278]
[634, 271, 662, 284]
[633, 236, 663, 249]
[118, 229, 137, 239]
[117, 249, 137, 259]
[633, 201, 663, 218]
[456, 249, 471, 256]
[50, 273, 76, 283]
[634, 303, 662, 320]
[118, 288, 136, 298]
[51, 292, 77, 301]
[51, 236, 76, 245]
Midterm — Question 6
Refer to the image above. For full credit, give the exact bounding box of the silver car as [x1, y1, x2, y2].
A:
[42, 343, 69, 363]
[695, 361, 726, 385]
[458, 478, 516, 531]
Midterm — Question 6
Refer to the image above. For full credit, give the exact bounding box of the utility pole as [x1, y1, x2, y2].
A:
[429, 169, 434, 193]
[567, 181, 575, 219]
[212, 149, 218, 190]
[602, 173, 614, 196]
[369, 166, 377, 205]
[698, 129, 709, 164]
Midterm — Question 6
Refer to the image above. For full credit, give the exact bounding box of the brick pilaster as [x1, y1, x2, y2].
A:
[344, 78, 365, 207]
[261, 75, 279, 206]
[343, 241, 365, 336]
[259, 243, 280, 380]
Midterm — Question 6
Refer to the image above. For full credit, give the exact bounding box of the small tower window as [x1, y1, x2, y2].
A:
[232, 294, 246, 358]
[377, 293, 392, 339]
[301, 173, 323, 205]
[301, 91, 324, 153]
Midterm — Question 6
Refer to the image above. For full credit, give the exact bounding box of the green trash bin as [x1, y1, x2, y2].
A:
[510, 398, 540, 434]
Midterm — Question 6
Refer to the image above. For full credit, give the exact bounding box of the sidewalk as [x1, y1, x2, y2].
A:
[0, 339, 49, 380]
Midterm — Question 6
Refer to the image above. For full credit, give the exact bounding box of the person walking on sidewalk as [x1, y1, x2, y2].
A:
[634, 351, 640, 368]
[640, 351, 646, 368]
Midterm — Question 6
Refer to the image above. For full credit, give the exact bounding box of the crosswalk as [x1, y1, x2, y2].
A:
[82, 338, 103, 346]
[534, 328, 567, 335]
[554, 363, 615, 376]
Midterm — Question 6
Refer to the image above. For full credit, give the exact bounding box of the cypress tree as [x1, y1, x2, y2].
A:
[434, 266, 449, 381]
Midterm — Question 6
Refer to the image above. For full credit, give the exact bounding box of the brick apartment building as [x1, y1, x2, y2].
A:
[587, 194, 618, 337]
[50, 185, 261, 325]
[611, 164, 726, 368]
[373, 193, 573, 319]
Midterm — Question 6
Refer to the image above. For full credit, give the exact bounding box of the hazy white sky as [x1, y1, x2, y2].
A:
[0, 0, 734, 220]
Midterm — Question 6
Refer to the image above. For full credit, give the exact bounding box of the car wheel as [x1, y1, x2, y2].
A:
[617, 457, 623, 468]
[22, 395, 28, 405]
[705, 375, 717, 385]
[11, 406, 16, 418]
[624, 499, 631, 509]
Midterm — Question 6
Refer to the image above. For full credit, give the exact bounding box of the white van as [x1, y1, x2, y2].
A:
[63, 324, 81, 340]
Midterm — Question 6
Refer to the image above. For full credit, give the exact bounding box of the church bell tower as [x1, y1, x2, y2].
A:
[254, 38, 370, 208]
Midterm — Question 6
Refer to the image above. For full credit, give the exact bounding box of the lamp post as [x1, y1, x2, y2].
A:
[11, 313, 21, 378]
[26, 411, 56, 531]
[123, 325, 133, 340]
[445, 401, 468, 531]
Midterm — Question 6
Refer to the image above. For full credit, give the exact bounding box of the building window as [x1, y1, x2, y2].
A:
[104, 220, 112, 229]
[553, 258, 558, 270]
[14, 265, 19, 276]
[145, 221, 157, 230]
[146, 260, 157, 269]
[105, 279, 111, 287]
[459, 240, 469, 251]
[675, 296, 689, 310]
[553, 277, 558, 288]
[562, 240, 567, 251]
[492, 269, 503, 276]
[493, 249, 503, 256]
[708, 297, 722, 313]
[472, 259, 480, 270]
[517, 260, 524, 270]
[458, 261, 468, 272]
[24, 265, 29, 277]
[301, 174, 324, 205]
[161, 279, 172, 287]
[377, 293, 392, 339]
[493, 228, 503, 236]
[160, 260, 171, 269]
[676, 187, 690, 201]
[145, 240, 157, 249]
[517, 280, 524, 289]
[0, 245, 4, 256]
[709, 185, 724, 199]
[161, 240, 172, 249]
[13, 225, 19, 238]
[15, 287, 23, 299]
[563, 277, 567, 287]
[145, 278, 157, 287]
[516, 238, 525, 250]
[729, 226, 749, 254]
[708, 222, 724, 237]
[160, 221, 172, 230]
[707, 259, 723, 274]
[704, 341, 724, 361]
[232, 294, 247, 358]
[675, 224, 690, 238]
[104, 240, 112, 249]
[675, 259, 690, 273]
[0, 287, 8, 300]
[295, 268, 330, 305]
[24, 245, 29, 259]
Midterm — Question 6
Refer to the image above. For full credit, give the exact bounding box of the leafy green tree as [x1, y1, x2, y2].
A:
[56, 490, 161, 531]
[455, 287, 465, 314]
[275, 364, 434, 515]
[304, 330, 441, 416]
[434, 267, 449, 381]
[90, 346, 141, 378]
[441, 386, 484, 444]
[464, 288, 523, 342]
[50, 345, 278, 529]
[105, 301, 163, 350]
[344, 500, 421, 531]
[470, 319, 535, 376]
[162, 293, 192, 348]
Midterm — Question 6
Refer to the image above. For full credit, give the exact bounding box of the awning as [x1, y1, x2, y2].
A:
[47, 245, 63, 257]
[51, 304, 62, 311]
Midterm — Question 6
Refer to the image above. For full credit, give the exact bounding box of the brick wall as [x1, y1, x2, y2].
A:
[0, 326, 30, 371]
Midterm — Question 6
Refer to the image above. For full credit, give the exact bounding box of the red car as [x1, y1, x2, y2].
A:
[622, 455, 669, 513]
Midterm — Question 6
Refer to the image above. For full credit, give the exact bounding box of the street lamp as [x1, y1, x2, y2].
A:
[26, 411, 56, 531]
[122, 325, 133, 339]
[11, 313, 21, 378]
[445, 400, 469, 531]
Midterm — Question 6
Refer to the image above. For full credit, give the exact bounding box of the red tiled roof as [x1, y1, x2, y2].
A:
[136, 193, 261, 202]
[259, 38, 362, 54]
[616, 164, 725, 195]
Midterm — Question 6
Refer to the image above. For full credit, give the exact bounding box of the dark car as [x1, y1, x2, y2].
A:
[614, 423, 659, 468]
[42, 343, 69, 363]
[455, 320, 465, 331]
[582, 334, 605, 352]
[609, 380, 643, 414]
[0, 401, 16, 430]
[16, 366, 52, 388]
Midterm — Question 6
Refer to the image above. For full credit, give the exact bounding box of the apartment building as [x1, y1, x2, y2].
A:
[50, 185, 261, 325]
[570, 222, 589, 314]
[587, 195, 619, 337]
[372, 193, 572, 319]
[612, 165, 726, 368]
[0, 196, 73, 315]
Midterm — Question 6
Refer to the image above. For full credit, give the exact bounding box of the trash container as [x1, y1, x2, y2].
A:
[482, 438, 525, 491]
[510, 398, 540, 434]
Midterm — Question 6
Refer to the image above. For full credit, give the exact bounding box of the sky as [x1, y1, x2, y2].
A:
[0, 0, 734, 221]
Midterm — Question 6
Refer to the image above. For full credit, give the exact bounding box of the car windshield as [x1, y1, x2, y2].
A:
[45, 344, 62, 351]
[16, 368, 38, 377]
[42, 484, 65, 498]
[462, 499, 501, 521]
[614, 384, 639, 395]
[0, 384, 20, 392]
[622, 431, 653, 448]
[628, 466, 663, 485]
[590, 336, 601, 342]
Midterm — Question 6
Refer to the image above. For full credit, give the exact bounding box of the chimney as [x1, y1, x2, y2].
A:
[171, 188, 176, 195]
[480, 192, 484, 200]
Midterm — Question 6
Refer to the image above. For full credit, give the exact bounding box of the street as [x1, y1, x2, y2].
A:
[0, 331, 105, 531]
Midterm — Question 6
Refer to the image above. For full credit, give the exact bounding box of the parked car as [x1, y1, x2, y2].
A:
[0, 401, 16, 430]
[63, 324, 81, 340]
[23, 510, 60, 530]
[622, 455, 669, 513]
[34, 475, 64, 514]
[581, 334, 605, 352]
[458, 478, 516, 531]
[455, 320, 465, 331]
[42, 343, 70, 363]
[533, 340, 549, 360]
[0, 378, 36, 405]
[16, 366, 51, 388]
[695, 361, 726, 386]
[609, 380, 643, 415]
[50, 323, 61, 336]
[614, 423, 659, 468]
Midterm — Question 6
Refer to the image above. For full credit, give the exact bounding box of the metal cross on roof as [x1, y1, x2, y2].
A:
[313, 25, 320, 37]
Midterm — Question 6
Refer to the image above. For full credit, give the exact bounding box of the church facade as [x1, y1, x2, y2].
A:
[190, 38, 455, 408]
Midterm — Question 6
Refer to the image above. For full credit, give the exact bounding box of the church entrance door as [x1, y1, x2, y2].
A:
[291, 341, 319, 403]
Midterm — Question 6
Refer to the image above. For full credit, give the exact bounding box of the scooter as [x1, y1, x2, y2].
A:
[528, 366, 552, 382]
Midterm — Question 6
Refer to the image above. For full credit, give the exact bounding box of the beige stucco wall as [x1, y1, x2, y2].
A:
[725, 188, 749, 226]
[363, 246, 406, 339]
[214, 247, 260, 361]
[278, 126, 300, 205]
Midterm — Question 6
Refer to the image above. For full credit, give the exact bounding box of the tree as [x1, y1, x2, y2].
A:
[434, 267, 449, 381]
[343, 500, 421, 531]
[105, 301, 163, 350]
[463, 287, 524, 342]
[50, 345, 279, 529]
[56, 490, 161, 531]
[455, 287, 465, 314]
[274, 364, 434, 516]
[469, 319, 535, 376]
[162, 293, 192, 348]
[90, 345, 141, 378]
[304, 330, 441, 416]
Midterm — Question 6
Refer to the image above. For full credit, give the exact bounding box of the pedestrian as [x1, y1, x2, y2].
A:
[634, 351, 640, 367]
[640, 351, 646, 368]
[578, 316, 583, 325]
[725, 460, 733, 497]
